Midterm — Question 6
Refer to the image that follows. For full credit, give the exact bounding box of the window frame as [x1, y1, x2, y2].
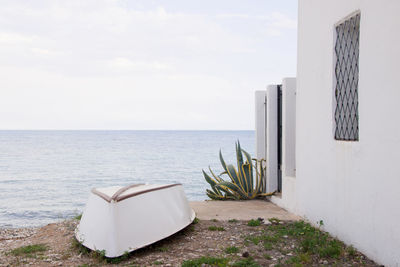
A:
[333, 11, 361, 142]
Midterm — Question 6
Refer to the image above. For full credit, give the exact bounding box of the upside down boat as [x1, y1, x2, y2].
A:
[75, 183, 195, 257]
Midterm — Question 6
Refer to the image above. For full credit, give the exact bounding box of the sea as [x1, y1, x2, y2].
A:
[0, 130, 254, 228]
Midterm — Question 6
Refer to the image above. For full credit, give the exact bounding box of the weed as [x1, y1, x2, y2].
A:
[263, 253, 272, 260]
[10, 244, 47, 257]
[297, 227, 342, 258]
[262, 234, 279, 250]
[157, 246, 169, 252]
[154, 260, 163, 265]
[275, 258, 283, 266]
[105, 251, 130, 264]
[211, 219, 218, 222]
[208, 226, 225, 231]
[318, 239, 342, 258]
[298, 252, 311, 263]
[245, 235, 262, 245]
[232, 257, 260, 267]
[74, 213, 82, 220]
[286, 253, 311, 265]
[347, 245, 357, 257]
[263, 235, 279, 243]
[228, 219, 238, 223]
[247, 219, 261, 227]
[263, 242, 273, 250]
[192, 217, 199, 224]
[125, 261, 139, 267]
[267, 220, 345, 260]
[71, 238, 91, 256]
[277, 247, 290, 255]
[181, 256, 229, 267]
[225, 246, 239, 254]
[60, 252, 71, 260]
[92, 249, 106, 262]
[72, 237, 130, 264]
[268, 218, 281, 225]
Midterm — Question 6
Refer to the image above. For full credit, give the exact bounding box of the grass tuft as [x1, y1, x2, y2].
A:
[181, 256, 229, 267]
[10, 244, 47, 256]
[228, 219, 238, 223]
[208, 226, 225, 231]
[71, 238, 91, 256]
[231, 257, 260, 267]
[263, 253, 272, 260]
[224, 246, 239, 254]
[245, 235, 262, 245]
[267, 220, 346, 260]
[71, 238, 130, 264]
[157, 246, 168, 252]
[105, 251, 130, 264]
[263, 242, 273, 250]
[247, 219, 261, 227]
[347, 245, 357, 257]
[286, 252, 311, 265]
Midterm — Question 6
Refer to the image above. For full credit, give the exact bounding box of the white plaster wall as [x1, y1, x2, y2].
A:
[296, 0, 400, 266]
[282, 78, 296, 178]
[271, 77, 298, 213]
[255, 91, 266, 162]
[266, 85, 278, 193]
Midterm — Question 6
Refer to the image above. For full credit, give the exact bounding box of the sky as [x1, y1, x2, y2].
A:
[0, 0, 297, 130]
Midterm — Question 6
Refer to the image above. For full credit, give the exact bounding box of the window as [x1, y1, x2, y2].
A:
[334, 13, 360, 141]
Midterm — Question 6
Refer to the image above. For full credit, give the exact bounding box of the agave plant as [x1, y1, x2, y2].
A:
[203, 141, 275, 200]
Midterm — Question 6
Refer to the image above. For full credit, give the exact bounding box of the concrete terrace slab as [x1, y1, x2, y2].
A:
[190, 200, 301, 221]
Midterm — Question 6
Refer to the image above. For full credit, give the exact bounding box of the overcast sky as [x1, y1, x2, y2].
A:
[0, 0, 297, 130]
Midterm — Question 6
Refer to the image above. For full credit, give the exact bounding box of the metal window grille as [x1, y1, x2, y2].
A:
[334, 13, 360, 141]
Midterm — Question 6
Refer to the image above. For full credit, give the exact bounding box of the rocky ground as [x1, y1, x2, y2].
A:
[0, 217, 380, 267]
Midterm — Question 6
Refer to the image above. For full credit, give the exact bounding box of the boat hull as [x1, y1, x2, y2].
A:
[75, 184, 195, 257]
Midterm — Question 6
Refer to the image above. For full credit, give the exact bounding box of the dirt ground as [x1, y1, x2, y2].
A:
[0, 218, 380, 267]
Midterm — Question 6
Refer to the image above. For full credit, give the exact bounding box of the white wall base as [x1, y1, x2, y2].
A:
[270, 175, 298, 214]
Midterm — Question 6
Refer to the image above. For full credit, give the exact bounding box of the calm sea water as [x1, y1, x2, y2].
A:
[0, 130, 254, 228]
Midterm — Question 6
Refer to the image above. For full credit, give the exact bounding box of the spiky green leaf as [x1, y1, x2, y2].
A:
[216, 181, 249, 200]
[203, 170, 217, 187]
[209, 167, 223, 183]
[206, 189, 226, 200]
[242, 149, 254, 192]
[219, 150, 228, 173]
[203, 170, 223, 195]
[242, 163, 252, 195]
[226, 164, 244, 190]
[236, 142, 249, 193]
[213, 183, 239, 199]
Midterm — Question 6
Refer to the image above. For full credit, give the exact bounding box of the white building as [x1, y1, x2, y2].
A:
[256, 1, 400, 266]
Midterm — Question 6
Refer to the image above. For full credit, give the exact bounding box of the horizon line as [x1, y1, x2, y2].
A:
[0, 129, 255, 131]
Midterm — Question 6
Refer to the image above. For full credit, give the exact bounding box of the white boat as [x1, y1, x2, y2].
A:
[75, 183, 195, 257]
